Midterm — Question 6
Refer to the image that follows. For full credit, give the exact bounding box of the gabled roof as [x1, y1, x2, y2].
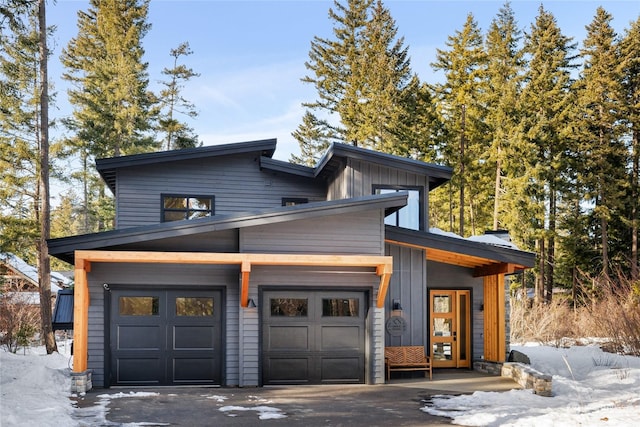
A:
[96, 139, 277, 193]
[48, 192, 408, 264]
[315, 143, 452, 188]
[385, 226, 535, 277]
[0, 252, 72, 292]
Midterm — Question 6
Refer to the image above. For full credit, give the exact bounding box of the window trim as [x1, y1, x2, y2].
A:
[161, 193, 215, 222]
[282, 197, 309, 207]
[372, 185, 425, 231]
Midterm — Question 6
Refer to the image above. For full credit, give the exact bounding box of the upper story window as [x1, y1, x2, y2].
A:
[374, 186, 423, 231]
[162, 194, 214, 222]
[282, 198, 308, 207]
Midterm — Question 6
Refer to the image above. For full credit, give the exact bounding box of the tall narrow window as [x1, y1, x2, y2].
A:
[374, 186, 423, 230]
[162, 194, 214, 222]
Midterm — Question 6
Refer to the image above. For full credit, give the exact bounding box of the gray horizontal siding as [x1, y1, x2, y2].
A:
[115, 154, 326, 228]
[240, 210, 384, 255]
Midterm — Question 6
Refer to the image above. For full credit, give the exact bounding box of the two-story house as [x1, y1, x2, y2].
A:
[48, 139, 535, 392]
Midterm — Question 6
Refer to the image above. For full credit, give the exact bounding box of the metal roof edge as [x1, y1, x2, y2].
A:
[48, 193, 408, 264]
[385, 226, 536, 268]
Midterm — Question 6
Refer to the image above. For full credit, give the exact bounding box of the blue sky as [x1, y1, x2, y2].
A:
[49, 1, 640, 163]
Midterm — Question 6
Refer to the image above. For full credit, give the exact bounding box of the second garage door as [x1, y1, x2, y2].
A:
[262, 290, 367, 385]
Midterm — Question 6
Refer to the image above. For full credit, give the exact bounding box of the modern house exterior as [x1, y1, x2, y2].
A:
[48, 139, 535, 392]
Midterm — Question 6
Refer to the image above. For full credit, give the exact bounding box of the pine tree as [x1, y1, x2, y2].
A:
[0, 0, 56, 353]
[515, 5, 577, 302]
[431, 13, 489, 236]
[62, 0, 157, 158]
[61, 0, 157, 231]
[574, 6, 627, 281]
[158, 42, 200, 151]
[294, 0, 419, 162]
[619, 17, 640, 280]
[482, 2, 524, 231]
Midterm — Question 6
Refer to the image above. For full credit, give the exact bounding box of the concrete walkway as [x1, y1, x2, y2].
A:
[73, 371, 520, 426]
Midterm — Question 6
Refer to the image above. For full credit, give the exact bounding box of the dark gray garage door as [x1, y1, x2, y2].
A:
[262, 290, 366, 385]
[110, 289, 222, 386]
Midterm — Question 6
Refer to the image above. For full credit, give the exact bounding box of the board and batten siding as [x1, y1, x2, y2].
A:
[384, 244, 427, 347]
[327, 159, 431, 230]
[426, 261, 485, 361]
[114, 154, 326, 228]
[86, 262, 238, 388]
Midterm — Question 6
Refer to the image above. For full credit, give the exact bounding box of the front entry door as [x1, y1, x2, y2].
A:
[429, 290, 471, 368]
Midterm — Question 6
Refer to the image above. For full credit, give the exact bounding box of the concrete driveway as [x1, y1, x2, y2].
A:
[72, 371, 519, 426]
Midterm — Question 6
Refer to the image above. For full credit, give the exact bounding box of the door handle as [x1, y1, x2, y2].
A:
[453, 331, 457, 342]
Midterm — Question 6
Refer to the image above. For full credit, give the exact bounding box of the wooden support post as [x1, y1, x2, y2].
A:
[73, 257, 90, 373]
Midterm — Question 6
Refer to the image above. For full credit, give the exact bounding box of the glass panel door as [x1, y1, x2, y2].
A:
[429, 289, 471, 368]
[430, 290, 456, 368]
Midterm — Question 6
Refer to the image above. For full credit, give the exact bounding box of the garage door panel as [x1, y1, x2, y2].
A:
[116, 325, 162, 350]
[320, 326, 362, 350]
[116, 358, 162, 384]
[267, 325, 310, 350]
[320, 356, 364, 383]
[172, 326, 216, 350]
[172, 358, 217, 383]
[264, 357, 310, 384]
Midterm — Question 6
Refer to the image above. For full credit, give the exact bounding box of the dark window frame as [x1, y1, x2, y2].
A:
[161, 193, 215, 222]
[373, 184, 424, 231]
[282, 197, 309, 207]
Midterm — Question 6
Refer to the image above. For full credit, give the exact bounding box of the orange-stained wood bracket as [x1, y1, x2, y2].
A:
[240, 261, 251, 308]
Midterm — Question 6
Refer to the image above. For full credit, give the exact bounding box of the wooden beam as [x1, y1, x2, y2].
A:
[73, 250, 393, 309]
[73, 257, 89, 373]
[474, 262, 517, 278]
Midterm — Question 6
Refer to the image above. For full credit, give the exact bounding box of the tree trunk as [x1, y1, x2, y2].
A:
[535, 238, 545, 305]
[37, 0, 56, 354]
[545, 188, 556, 303]
[493, 148, 501, 230]
[459, 104, 465, 236]
[631, 128, 639, 281]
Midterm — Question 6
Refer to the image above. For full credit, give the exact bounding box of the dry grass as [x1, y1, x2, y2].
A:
[511, 274, 640, 356]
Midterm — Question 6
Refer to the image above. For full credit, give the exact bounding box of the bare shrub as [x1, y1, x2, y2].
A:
[580, 276, 640, 356]
[0, 281, 40, 353]
[510, 297, 576, 346]
[511, 271, 640, 355]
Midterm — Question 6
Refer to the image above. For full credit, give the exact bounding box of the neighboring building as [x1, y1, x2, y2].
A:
[48, 139, 535, 391]
[0, 252, 71, 305]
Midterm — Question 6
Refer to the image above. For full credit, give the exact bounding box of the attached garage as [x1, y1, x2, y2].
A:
[261, 290, 367, 385]
[109, 288, 223, 386]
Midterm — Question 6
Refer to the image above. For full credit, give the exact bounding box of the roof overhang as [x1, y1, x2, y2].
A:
[315, 142, 453, 189]
[49, 193, 408, 264]
[96, 139, 277, 193]
[385, 226, 535, 277]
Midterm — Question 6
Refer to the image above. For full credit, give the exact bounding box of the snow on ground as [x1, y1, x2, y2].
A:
[2, 340, 640, 426]
[422, 343, 640, 426]
[0, 343, 76, 427]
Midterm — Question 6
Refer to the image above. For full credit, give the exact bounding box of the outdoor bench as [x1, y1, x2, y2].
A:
[385, 345, 432, 380]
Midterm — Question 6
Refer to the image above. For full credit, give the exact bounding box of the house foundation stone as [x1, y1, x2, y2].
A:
[70, 370, 92, 394]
